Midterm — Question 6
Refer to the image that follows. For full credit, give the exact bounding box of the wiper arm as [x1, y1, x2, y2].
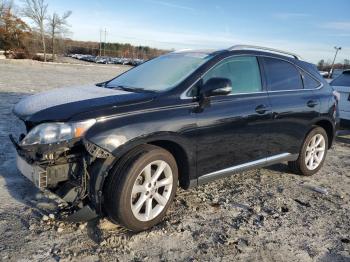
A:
[95, 81, 107, 87]
[110, 85, 155, 93]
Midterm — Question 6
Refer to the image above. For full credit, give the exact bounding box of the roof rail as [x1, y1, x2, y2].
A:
[228, 45, 301, 60]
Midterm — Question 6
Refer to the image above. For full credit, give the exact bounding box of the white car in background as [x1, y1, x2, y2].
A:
[331, 70, 350, 126]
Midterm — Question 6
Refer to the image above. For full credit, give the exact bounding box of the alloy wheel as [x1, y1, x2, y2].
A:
[130, 160, 173, 221]
[305, 134, 326, 170]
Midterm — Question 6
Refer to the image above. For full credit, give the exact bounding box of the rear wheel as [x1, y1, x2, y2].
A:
[288, 127, 328, 176]
[104, 145, 178, 232]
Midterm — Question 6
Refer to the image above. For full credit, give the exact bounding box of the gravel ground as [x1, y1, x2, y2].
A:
[0, 59, 349, 262]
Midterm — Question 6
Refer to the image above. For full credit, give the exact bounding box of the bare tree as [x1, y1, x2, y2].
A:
[0, 0, 13, 23]
[0, 0, 5, 15]
[0, 0, 7, 14]
[22, 0, 48, 61]
[47, 10, 71, 61]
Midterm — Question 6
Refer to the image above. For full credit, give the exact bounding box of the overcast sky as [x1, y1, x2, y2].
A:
[21, 0, 350, 63]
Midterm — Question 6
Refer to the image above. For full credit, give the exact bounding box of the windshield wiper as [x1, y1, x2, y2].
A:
[110, 85, 156, 93]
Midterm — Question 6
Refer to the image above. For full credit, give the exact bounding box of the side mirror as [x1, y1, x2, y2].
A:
[201, 77, 232, 97]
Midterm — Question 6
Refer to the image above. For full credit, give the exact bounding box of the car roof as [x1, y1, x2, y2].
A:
[173, 45, 301, 60]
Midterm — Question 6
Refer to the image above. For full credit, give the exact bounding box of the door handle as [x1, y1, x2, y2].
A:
[255, 104, 271, 114]
[307, 100, 319, 108]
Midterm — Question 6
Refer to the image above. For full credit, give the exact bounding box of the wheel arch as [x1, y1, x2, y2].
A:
[147, 139, 193, 189]
[88, 132, 196, 213]
[313, 119, 335, 149]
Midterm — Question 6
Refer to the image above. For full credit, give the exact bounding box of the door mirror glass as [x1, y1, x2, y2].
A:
[201, 77, 232, 97]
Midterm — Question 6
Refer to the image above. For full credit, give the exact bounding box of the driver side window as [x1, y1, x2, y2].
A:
[202, 56, 262, 94]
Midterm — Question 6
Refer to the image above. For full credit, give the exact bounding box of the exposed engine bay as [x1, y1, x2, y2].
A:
[10, 125, 113, 222]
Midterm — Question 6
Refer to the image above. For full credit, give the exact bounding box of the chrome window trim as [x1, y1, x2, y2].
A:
[213, 91, 266, 96]
[180, 54, 323, 100]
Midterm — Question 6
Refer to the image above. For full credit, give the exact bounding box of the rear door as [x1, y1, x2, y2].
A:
[260, 57, 321, 156]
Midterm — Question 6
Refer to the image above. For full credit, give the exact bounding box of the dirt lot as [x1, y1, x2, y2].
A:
[0, 59, 349, 262]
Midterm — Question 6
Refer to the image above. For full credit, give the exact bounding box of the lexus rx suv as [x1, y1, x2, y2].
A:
[11, 45, 338, 231]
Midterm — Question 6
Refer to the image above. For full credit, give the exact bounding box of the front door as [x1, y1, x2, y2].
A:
[194, 56, 272, 179]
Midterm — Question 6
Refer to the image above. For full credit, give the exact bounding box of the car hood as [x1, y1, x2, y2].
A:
[13, 85, 155, 123]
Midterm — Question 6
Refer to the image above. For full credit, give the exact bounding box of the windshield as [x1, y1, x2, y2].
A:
[331, 72, 350, 86]
[106, 52, 212, 92]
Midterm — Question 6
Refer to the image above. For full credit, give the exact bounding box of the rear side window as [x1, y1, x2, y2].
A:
[262, 57, 303, 91]
[331, 72, 350, 86]
[301, 71, 321, 89]
[202, 56, 262, 94]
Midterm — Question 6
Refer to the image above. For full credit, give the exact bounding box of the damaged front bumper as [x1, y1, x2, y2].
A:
[16, 153, 48, 188]
[9, 134, 112, 222]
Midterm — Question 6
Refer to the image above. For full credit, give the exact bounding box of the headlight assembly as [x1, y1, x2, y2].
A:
[20, 119, 96, 146]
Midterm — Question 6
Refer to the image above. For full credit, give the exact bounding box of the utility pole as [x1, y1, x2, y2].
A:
[104, 28, 107, 57]
[99, 29, 102, 57]
[330, 46, 342, 78]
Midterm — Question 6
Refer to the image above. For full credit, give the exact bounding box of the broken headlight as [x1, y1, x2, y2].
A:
[20, 119, 96, 145]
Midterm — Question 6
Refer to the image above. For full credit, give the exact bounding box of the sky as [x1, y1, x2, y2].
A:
[20, 0, 350, 63]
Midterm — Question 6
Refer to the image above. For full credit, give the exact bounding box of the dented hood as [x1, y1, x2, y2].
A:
[13, 85, 154, 123]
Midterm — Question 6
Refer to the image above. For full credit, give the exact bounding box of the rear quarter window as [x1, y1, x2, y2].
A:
[301, 71, 321, 89]
[262, 57, 303, 91]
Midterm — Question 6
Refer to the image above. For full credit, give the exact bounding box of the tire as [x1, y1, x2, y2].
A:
[104, 144, 178, 232]
[288, 126, 328, 176]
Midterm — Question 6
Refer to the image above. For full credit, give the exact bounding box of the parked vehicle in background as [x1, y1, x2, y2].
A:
[11, 45, 338, 232]
[95, 57, 108, 64]
[331, 69, 344, 79]
[331, 70, 350, 126]
[319, 71, 329, 78]
[68, 54, 145, 66]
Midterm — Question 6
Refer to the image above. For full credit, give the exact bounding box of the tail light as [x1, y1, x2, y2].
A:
[333, 90, 340, 102]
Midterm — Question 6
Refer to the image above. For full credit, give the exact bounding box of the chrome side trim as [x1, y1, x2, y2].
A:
[96, 102, 198, 122]
[198, 153, 296, 184]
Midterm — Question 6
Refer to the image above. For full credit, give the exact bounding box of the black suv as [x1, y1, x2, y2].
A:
[11, 45, 338, 231]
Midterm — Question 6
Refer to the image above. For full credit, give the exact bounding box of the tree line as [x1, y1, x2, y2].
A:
[0, 0, 166, 61]
[317, 59, 350, 71]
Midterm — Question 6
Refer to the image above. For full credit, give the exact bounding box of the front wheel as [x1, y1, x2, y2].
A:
[104, 145, 178, 232]
[288, 127, 328, 176]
